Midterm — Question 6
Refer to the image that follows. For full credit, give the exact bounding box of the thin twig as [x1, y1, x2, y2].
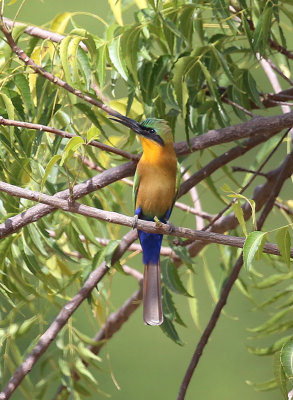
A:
[275, 201, 293, 217]
[186, 150, 293, 259]
[179, 128, 281, 197]
[201, 128, 289, 232]
[0, 116, 137, 161]
[231, 166, 268, 177]
[264, 58, 293, 86]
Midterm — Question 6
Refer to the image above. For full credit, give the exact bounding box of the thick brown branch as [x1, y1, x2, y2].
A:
[0, 161, 136, 239]
[0, 181, 291, 258]
[175, 111, 293, 155]
[179, 129, 277, 197]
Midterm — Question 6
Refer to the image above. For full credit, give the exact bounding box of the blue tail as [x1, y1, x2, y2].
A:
[138, 230, 163, 265]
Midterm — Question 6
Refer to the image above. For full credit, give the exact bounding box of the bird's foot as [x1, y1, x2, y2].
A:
[132, 214, 139, 229]
[166, 220, 175, 233]
[154, 216, 163, 227]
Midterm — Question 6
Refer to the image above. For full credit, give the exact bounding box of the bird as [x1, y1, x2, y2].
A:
[110, 115, 180, 326]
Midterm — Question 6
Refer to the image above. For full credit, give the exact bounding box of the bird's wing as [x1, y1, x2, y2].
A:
[167, 160, 181, 219]
[132, 168, 140, 212]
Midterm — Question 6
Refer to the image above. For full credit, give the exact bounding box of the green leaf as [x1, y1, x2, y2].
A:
[274, 351, 288, 399]
[172, 55, 194, 111]
[74, 103, 106, 139]
[203, 253, 219, 303]
[60, 136, 85, 166]
[243, 231, 267, 272]
[0, 93, 15, 142]
[276, 226, 291, 269]
[255, 270, 293, 289]
[232, 200, 247, 237]
[248, 336, 293, 356]
[108, 34, 128, 81]
[17, 316, 37, 336]
[187, 270, 201, 331]
[281, 338, 293, 379]
[86, 126, 100, 143]
[246, 379, 278, 392]
[41, 154, 61, 188]
[60, 35, 73, 85]
[96, 43, 107, 89]
[160, 317, 184, 346]
[211, 47, 236, 84]
[96, 240, 120, 267]
[243, 70, 263, 108]
[69, 36, 86, 88]
[224, 186, 256, 229]
[162, 286, 186, 327]
[14, 74, 34, 117]
[66, 225, 90, 259]
[161, 259, 192, 297]
[121, 25, 141, 82]
[75, 358, 97, 383]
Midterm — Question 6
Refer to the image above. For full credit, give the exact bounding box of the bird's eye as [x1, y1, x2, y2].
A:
[149, 128, 156, 134]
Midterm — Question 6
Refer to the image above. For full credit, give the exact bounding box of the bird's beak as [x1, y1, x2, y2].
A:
[110, 115, 164, 146]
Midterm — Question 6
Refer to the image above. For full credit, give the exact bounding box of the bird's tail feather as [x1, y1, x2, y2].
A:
[143, 262, 163, 326]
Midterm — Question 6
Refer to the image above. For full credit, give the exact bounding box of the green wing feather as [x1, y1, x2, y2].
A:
[169, 161, 181, 217]
[132, 169, 140, 212]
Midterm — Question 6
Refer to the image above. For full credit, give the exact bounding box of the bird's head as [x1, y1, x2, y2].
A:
[110, 115, 173, 147]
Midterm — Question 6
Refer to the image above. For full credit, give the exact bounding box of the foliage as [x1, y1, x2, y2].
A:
[0, 0, 292, 399]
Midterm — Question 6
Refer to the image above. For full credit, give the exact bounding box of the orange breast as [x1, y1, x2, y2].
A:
[136, 141, 177, 218]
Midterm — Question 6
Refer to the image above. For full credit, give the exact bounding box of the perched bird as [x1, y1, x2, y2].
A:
[111, 115, 180, 325]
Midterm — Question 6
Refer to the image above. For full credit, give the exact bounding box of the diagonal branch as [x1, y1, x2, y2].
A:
[0, 116, 137, 160]
[177, 150, 293, 400]
[0, 160, 136, 239]
[0, 262, 109, 400]
[0, 228, 138, 400]
[0, 20, 125, 120]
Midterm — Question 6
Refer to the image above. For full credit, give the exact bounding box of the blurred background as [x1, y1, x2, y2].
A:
[3, 1, 292, 399]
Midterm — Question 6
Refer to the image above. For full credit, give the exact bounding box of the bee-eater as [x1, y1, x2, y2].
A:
[111, 115, 180, 325]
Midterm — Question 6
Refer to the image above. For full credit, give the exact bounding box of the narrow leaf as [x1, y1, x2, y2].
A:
[276, 226, 291, 268]
[243, 231, 267, 272]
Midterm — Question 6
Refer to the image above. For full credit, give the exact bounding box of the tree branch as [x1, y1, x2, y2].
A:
[0, 160, 136, 239]
[53, 285, 143, 399]
[2, 17, 293, 159]
[0, 116, 137, 160]
[0, 262, 109, 400]
[177, 151, 293, 400]
[0, 180, 291, 258]
[179, 129, 278, 197]
[0, 21, 126, 120]
[0, 227, 139, 400]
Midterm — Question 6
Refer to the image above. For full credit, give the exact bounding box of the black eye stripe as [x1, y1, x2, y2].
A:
[144, 127, 156, 134]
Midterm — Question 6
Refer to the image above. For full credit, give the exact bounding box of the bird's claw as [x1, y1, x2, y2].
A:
[154, 216, 162, 227]
[132, 214, 139, 229]
[166, 220, 175, 233]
